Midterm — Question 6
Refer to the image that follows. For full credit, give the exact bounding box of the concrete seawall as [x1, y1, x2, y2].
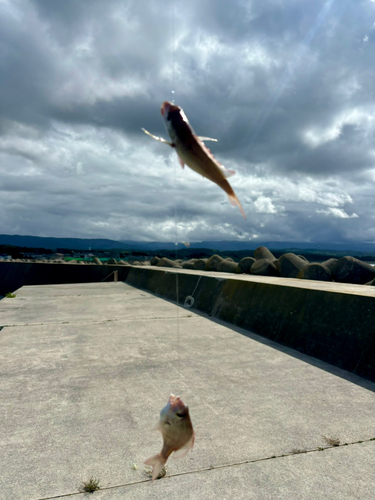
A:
[0, 261, 131, 295]
[1, 262, 375, 381]
[124, 266, 375, 382]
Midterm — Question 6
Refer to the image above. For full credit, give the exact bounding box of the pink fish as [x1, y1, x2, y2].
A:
[142, 101, 246, 219]
[144, 394, 195, 481]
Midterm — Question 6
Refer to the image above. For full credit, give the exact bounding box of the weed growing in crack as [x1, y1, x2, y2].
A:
[144, 465, 167, 479]
[79, 476, 100, 493]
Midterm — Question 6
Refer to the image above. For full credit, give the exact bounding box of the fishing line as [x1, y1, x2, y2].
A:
[169, 2, 220, 398]
[174, 156, 180, 363]
[171, 0, 176, 104]
[171, 0, 180, 364]
[183, 275, 202, 308]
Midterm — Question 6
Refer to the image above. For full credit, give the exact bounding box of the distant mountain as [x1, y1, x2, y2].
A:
[230, 240, 375, 252]
[120, 240, 375, 253]
[1, 234, 375, 253]
[0, 234, 129, 250]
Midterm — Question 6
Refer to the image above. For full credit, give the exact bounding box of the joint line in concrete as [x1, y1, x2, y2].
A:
[35, 437, 375, 500]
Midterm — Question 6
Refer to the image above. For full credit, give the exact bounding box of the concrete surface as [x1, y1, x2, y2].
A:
[0, 282, 374, 499]
[125, 266, 375, 380]
[2, 262, 375, 379]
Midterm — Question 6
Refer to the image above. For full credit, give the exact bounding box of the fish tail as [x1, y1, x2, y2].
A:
[144, 453, 167, 481]
[218, 179, 246, 219]
[228, 192, 246, 219]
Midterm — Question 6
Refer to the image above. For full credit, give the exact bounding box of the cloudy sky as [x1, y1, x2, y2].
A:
[1, 0, 375, 245]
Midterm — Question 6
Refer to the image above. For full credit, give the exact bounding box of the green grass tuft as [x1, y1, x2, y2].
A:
[79, 476, 100, 493]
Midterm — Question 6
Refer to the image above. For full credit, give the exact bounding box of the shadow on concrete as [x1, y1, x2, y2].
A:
[139, 287, 375, 395]
[207, 315, 375, 395]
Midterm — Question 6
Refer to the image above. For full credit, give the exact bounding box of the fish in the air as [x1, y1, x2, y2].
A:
[144, 394, 195, 481]
[142, 101, 246, 219]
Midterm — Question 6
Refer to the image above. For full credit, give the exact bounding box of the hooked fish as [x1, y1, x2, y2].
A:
[144, 394, 195, 481]
[142, 101, 246, 219]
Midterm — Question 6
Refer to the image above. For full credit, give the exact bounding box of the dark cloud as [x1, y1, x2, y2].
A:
[0, 0, 375, 245]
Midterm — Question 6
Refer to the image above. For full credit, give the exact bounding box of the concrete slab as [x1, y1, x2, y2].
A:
[0, 283, 182, 325]
[91, 442, 375, 499]
[0, 283, 374, 499]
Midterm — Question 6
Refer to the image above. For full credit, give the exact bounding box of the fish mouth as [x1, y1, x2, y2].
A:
[161, 101, 181, 118]
[161, 101, 171, 117]
[168, 394, 186, 411]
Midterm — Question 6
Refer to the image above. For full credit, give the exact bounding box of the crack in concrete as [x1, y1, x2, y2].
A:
[35, 437, 375, 500]
[1, 316, 196, 328]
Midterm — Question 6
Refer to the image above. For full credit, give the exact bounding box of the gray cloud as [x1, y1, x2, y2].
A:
[0, 0, 375, 246]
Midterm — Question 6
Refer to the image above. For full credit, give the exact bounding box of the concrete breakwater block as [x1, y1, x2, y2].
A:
[150, 256, 160, 265]
[236, 257, 256, 274]
[216, 259, 238, 273]
[297, 255, 308, 262]
[321, 258, 338, 271]
[297, 263, 332, 281]
[254, 246, 277, 261]
[193, 259, 207, 270]
[146, 247, 374, 285]
[205, 254, 224, 271]
[276, 253, 307, 278]
[331, 256, 375, 285]
[156, 257, 182, 268]
[182, 259, 197, 270]
[251, 258, 279, 277]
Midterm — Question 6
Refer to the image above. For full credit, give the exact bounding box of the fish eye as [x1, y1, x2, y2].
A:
[176, 412, 184, 418]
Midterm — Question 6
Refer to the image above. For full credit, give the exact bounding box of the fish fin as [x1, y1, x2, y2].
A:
[227, 192, 246, 220]
[142, 128, 174, 147]
[144, 453, 167, 481]
[178, 155, 185, 169]
[172, 435, 195, 459]
[198, 136, 218, 142]
[195, 135, 226, 171]
[173, 447, 189, 459]
[222, 168, 236, 178]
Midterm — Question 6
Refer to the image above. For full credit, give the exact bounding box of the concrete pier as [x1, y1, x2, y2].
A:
[2, 262, 375, 380]
[1, 282, 375, 499]
[125, 267, 375, 381]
